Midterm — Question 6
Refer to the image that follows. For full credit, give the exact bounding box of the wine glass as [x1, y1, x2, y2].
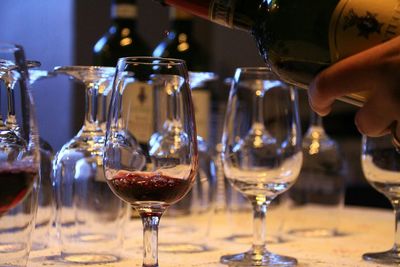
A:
[361, 134, 400, 264]
[220, 67, 302, 266]
[52, 66, 128, 264]
[28, 68, 56, 250]
[104, 57, 198, 267]
[286, 110, 345, 238]
[0, 61, 56, 250]
[0, 43, 40, 266]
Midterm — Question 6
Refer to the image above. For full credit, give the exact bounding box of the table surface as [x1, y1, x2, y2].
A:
[28, 205, 393, 267]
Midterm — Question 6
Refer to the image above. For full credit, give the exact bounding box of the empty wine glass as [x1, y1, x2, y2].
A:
[1, 61, 56, 250]
[104, 57, 198, 267]
[286, 110, 345, 238]
[52, 66, 128, 264]
[220, 67, 302, 266]
[0, 43, 40, 266]
[361, 134, 400, 264]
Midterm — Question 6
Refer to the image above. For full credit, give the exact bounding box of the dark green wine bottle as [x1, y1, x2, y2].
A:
[154, 0, 400, 106]
[153, 8, 209, 71]
[93, 0, 149, 66]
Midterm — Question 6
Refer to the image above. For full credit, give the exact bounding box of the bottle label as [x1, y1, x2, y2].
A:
[191, 89, 210, 140]
[329, 0, 400, 62]
[209, 0, 236, 28]
[112, 4, 138, 19]
[122, 82, 154, 143]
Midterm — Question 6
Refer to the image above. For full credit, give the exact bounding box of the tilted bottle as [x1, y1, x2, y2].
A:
[154, 0, 400, 106]
[93, 0, 153, 149]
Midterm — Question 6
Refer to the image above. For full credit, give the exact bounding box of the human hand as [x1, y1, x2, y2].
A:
[308, 36, 400, 141]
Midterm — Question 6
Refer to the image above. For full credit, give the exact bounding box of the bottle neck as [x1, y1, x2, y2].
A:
[160, 0, 261, 31]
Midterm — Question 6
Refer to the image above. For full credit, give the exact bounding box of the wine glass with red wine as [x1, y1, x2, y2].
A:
[104, 57, 198, 267]
[220, 67, 302, 266]
[0, 43, 40, 266]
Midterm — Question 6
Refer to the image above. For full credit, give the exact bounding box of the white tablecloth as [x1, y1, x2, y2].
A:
[28, 205, 393, 266]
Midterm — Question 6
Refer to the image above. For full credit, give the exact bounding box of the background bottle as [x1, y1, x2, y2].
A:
[93, 0, 149, 66]
[154, 0, 400, 105]
[93, 0, 153, 150]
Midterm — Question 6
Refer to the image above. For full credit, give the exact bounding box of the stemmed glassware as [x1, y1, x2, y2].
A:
[104, 57, 198, 267]
[220, 67, 302, 266]
[52, 66, 128, 264]
[286, 110, 345, 238]
[0, 60, 55, 250]
[0, 43, 40, 266]
[361, 134, 400, 264]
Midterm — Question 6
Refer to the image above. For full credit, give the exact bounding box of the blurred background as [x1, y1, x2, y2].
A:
[0, 0, 389, 209]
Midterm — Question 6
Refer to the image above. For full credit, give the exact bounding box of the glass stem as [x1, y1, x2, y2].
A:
[392, 199, 400, 251]
[141, 213, 162, 267]
[6, 83, 18, 129]
[83, 83, 102, 133]
[252, 92, 264, 125]
[250, 196, 270, 253]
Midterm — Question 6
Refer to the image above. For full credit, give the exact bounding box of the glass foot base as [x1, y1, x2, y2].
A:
[0, 242, 25, 253]
[363, 249, 400, 264]
[159, 242, 210, 253]
[288, 228, 338, 238]
[220, 250, 297, 266]
[62, 253, 119, 264]
[225, 234, 285, 244]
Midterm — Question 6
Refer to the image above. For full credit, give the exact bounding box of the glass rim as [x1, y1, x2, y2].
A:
[118, 56, 187, 66]
[235, 66, 273, 74]
[0, 42, 22, 53]
[53, 65, 116, 72]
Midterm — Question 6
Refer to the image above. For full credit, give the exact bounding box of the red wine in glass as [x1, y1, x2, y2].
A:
[0, 166, 37, 215]
[108, 170, 193, 205]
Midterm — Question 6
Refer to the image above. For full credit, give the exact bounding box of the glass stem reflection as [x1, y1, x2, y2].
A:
[141, 213, 161, 267]
[392, 199, 400, 252]
[250, 196, 270, 253]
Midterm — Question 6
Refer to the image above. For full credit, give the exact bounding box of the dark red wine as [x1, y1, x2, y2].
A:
[108, 170, 193, 205]
[0, 167, 37, 215]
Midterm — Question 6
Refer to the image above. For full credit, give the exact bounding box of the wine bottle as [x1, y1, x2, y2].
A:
[153, 0, 400, 106]
[93, 0, 154, 149]
[93, 0, 149, 66]
[153, 8, 212, 140]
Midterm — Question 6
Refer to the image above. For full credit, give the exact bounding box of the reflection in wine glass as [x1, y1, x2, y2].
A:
[361, 135, 400, 264]
[220, 67, 302, 266]
[0, 43, 40, 267]
[104, 57, 198, 267]
[152, 71, 217, 252]
[52, 66, 128, 264]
